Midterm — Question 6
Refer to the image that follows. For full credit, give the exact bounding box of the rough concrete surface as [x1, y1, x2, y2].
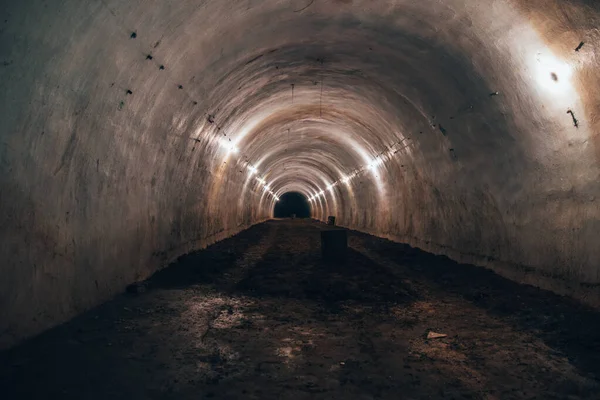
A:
[1, 220, 599, 399]
[1, 0, 600, 348]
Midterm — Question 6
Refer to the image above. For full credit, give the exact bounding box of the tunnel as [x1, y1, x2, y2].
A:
[1, 0, 600, 397]
[274, 192, 311, 218]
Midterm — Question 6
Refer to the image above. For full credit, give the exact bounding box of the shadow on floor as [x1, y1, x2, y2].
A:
[148, 223, 271, 289]
[234, 247, 417, 312]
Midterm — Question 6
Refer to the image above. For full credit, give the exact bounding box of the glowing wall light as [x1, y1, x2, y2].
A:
[368, 157, 384, 171]
[220, 138, 239, 154]
[248, 165, 258, 175]
[533, 51, 573, 95]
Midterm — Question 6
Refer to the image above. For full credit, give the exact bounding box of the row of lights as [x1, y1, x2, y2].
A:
[219, 138, 280, 202]
[307, 156, 382, 202]
[248, 165, 280, 202]
[308, 138, 411, 202]
[219, 128, 410, 206]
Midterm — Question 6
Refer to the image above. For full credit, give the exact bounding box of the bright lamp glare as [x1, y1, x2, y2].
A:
[368, 158, 384, 171]
[220, 138, 238, 154]
[248, 165, 258, 175]
[533, 51, 573, 95]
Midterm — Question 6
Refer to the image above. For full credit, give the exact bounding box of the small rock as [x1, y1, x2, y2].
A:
[427, 331, 447, 339]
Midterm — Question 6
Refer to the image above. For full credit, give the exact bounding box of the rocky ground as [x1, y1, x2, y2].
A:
[1, 219, 599, 399]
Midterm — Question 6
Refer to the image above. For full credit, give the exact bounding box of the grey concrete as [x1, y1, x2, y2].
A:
[1, 0, 599, 348]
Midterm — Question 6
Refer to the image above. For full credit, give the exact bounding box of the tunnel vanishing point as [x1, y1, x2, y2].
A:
[1, 0, 600, 350]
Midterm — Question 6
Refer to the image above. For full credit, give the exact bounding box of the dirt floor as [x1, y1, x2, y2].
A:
[1, 219, 600, 399]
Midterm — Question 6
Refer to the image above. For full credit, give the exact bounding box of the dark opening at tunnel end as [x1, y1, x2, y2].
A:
[274, 192, 311, 218]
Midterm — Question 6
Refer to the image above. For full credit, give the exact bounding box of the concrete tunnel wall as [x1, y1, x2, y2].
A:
[1, 0, 599, 349]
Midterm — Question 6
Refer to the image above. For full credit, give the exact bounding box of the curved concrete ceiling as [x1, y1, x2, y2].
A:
[1, 0, 599, 348]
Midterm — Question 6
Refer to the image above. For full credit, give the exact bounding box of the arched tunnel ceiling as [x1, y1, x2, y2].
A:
[1, 0, 600, 348]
